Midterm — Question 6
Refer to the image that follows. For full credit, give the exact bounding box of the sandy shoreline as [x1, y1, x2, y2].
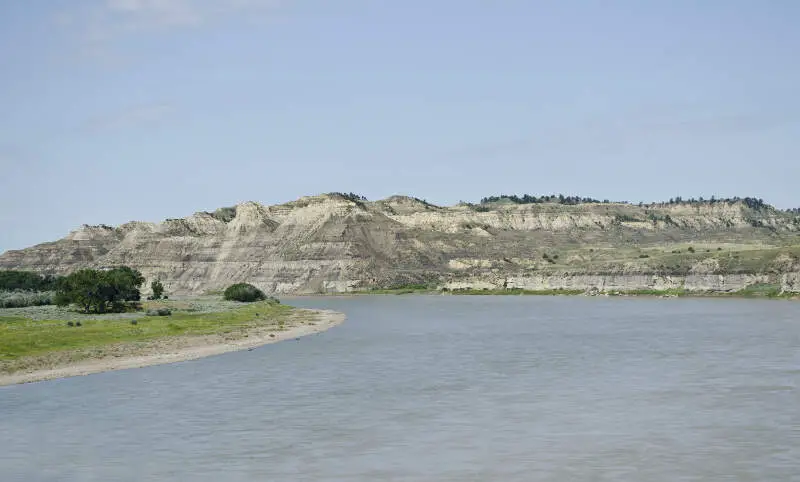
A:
[0, 308, 344, 387]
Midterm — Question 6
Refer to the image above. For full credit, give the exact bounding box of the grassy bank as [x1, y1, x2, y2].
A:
[0, 299, 314, 375]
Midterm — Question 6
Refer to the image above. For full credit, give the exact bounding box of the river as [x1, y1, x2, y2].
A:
[1, 296, 798, 481]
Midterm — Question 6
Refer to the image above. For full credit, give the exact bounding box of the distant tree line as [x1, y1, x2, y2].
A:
[477, 194, 775, 211]
[664, 196, 770, 211]
[480, 194, 607, 205]
[0, 270, 62, 292]
[0, 270, 62, 308]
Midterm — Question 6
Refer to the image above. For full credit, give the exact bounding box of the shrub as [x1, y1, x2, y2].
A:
[146, 308, 172, 316]
[0, 290, 54, 308]
[688, 246, 696, 253]
[210, 206, 237, 223]
[223, 283, 267, 302]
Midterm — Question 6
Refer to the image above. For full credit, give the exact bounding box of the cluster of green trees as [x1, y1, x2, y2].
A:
[0, 270, 61, 308]
[0, 270, 62, 292]
[54, 267, 145, 313]
[1, 268, 277, 312]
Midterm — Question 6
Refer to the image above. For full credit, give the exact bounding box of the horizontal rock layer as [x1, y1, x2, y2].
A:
[2, 194, 800, 294]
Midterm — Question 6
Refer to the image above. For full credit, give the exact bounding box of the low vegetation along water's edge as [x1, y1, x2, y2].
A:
[0, 299, 345, 386]
[346, 283, 798, 299]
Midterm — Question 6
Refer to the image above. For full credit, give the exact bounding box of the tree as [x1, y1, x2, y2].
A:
[151, 279, 165, 300]
[55, 269, 102, 313]
[55, 267, 144, 313]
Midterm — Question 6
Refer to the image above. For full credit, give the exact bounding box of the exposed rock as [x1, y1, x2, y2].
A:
[2, 194, 800, 294]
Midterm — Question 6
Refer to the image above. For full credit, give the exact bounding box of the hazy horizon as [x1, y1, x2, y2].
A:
[2, 1, 799, 252]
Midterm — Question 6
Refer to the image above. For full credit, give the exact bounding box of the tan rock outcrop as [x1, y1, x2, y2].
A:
[2, 194, 799, 294]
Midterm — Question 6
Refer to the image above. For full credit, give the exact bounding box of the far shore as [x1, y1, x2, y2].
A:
[304, 287, 799, 299]
[0, 308, 344, 387]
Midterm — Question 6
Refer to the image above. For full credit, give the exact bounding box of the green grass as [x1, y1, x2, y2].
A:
[364, 288, 434, 295]
[611, 288, 689, 297]
[0, 300, 293, 364]
[361, 283, 436, 295]
[719, 283, 787, 299]
[609, 285, 795, 299]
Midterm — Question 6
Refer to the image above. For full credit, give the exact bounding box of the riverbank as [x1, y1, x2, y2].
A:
[342, 285, 799, 299]
[0, 301, 344, 387]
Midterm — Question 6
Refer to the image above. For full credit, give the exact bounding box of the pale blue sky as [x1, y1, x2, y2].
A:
[2, 1, 799, 252]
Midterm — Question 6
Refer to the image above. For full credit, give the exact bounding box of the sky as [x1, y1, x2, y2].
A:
[1, 0, 799, 252]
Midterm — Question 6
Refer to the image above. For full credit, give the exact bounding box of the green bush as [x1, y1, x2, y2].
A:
[223, 283, 267, 302]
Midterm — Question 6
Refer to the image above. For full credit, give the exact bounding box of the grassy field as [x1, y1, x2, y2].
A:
[0, 299, 304, 374]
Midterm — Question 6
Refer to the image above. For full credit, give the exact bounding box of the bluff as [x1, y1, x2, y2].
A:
[2, 194, 800, 294]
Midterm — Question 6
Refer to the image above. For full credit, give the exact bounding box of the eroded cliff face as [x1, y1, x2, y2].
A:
[2, 194, 800, 294]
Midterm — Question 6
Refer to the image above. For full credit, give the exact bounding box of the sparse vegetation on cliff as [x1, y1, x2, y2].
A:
[477, 194, 776, 211]
[480, 194, 606, 205]
[330, 192, 368, 205]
